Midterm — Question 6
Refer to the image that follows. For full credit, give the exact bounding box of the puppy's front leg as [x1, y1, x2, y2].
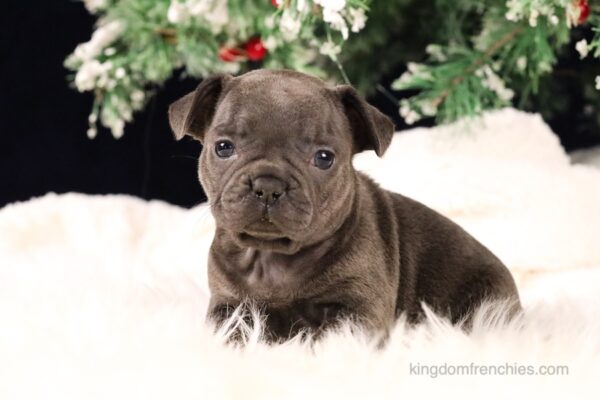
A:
[206, 298, 241, 328]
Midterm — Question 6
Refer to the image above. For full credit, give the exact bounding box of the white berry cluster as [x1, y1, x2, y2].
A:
[277, 0, 366, 57]
[66, 0, 369, 138]
[167, 0, 229, 33]
[505, 0, 563, 27]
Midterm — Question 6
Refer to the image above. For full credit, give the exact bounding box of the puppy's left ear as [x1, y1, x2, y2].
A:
[168, 74, 232, 142]
[335, 85, 395, 157]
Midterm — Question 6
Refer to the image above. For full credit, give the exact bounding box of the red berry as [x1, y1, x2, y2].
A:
[578, 0, 590, 24]
[271, 0, 280, 7]
[218, 47, 244, 62]
[244, 37, 268, 62]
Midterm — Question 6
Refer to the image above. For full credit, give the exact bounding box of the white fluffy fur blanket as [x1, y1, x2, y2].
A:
[1, 109, 599, 399]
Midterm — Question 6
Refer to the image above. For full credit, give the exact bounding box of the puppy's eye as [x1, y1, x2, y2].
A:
[215, 140, 235, 158]
[313, 150, 335, 170]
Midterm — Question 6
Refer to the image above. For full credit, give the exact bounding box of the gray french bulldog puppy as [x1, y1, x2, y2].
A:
[169, 69, 520, 341]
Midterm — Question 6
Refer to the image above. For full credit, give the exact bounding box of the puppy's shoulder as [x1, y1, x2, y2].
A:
[355, 172, 445, 226]
[356, 172, 479, 247]
[355, 172, 399, 218]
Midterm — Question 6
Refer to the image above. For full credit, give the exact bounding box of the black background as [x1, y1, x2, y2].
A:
[1, 1, 599, 209]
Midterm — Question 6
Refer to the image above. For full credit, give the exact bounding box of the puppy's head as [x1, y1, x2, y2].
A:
[170, 70, 394, 254]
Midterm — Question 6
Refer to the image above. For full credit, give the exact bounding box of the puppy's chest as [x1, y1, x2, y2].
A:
[216, 249, 349, 337]
[237, 249, 309, 298]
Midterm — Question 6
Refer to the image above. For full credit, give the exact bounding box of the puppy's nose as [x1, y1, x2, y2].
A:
[251, 176, 287, 206]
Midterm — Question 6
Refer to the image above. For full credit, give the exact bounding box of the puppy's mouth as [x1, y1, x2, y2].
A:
[237, 220, 295, 253]
[239, 232, 292, 248]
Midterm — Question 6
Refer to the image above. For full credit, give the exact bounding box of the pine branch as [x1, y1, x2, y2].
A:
[432, 24, 525, 107]
[154, 27, 178, 45]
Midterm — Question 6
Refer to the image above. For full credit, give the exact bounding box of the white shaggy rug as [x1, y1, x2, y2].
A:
[1, 109, 599, 399]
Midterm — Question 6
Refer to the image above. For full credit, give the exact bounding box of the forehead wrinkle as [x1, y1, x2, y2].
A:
[239, 100, 327, 133]
[216, 78, 343, 146]
[235, 76, 330, 112]
[211, 97, 254, 138]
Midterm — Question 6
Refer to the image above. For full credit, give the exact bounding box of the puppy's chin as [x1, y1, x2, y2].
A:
[235, 220, 299, 254]
[236, 232, 297, 254]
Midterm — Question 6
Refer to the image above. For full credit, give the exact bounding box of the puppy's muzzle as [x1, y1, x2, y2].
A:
[251, 175, 288, 207]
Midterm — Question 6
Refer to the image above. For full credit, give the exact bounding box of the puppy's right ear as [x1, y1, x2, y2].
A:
[168, 74, 231, 142]
[335, 85, 395, 157]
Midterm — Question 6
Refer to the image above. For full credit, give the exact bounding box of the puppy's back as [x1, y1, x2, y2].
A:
[358, 173, 520, 324]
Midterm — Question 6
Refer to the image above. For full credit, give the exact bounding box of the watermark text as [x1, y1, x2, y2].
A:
[409, 362, 569, 378]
